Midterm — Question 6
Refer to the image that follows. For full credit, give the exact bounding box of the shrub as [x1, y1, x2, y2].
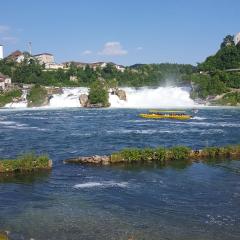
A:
[0, 153, 51, 174]
[170, 146, 191, 160]
[0, 89, 22, 107]
[88, 80, 109, 107]
[27, 85, 48, 107]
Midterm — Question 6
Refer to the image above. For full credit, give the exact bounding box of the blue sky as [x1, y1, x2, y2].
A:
[0, 0, 239, 66]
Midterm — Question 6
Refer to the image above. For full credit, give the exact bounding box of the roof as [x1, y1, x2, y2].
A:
[149, 109, 186, 113]
[7, 50, 23, 59]
[34, 53, 53, 57]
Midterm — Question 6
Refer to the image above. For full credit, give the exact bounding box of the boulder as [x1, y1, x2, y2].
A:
[116, 89, 127, 101]
[79, 94, 89, 107]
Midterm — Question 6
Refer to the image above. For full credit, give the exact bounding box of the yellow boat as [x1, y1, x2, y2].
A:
[139, 110, 192, 120]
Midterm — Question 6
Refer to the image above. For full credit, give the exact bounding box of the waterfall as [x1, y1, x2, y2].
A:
[4, 86, 197, 109]
[109, 87, 196, 108]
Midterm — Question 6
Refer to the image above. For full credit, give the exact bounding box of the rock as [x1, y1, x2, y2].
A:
[86, 102, 110, 108]
[46, 87, 63, 95]
[79, 94, 89, 107]
[64, 155, 110, 165]
[116, 89, 127, 101]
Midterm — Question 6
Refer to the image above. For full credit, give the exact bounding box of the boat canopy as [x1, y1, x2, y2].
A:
[149, 109, 186, 113]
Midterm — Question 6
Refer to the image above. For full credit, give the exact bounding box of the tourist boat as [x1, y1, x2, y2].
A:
[139, 110, 192, 120]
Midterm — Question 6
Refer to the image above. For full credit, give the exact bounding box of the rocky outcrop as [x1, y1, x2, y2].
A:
[46, 87, 63, 95]
[116, 89, 127, 101]
[79, 94, 110, 108]
[64, 145, 240, 166]
[110, 88, 127, 101]
[79, 94, 89, 107]
[64, 155, 110, 165]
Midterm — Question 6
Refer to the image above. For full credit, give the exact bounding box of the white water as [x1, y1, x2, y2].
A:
[4, 86, 198, 109]
[49, 87, 88, 108]
[109, 87, 196, 108]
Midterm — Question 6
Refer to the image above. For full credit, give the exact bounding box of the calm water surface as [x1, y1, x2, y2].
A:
[0, 108, 240, 240]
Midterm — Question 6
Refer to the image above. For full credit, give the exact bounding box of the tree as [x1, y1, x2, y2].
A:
[220, 35, 235, 49]
[88, 80, 109, 107]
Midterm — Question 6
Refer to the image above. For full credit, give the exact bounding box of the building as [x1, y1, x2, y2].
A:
[0, 73, 11, 90]
[234, 32, 240, 45]
[0, 44, 3, 60]
[7, 50, 25, 63]
[33, 53, 55, 66]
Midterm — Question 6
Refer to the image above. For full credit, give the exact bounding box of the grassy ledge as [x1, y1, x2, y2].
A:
[0, 153, 52, 175]
[111, 145, 240, 164]
[64, 145, 240, 165]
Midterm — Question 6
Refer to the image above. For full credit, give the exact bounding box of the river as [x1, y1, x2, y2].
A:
[0, 108, 240, 239]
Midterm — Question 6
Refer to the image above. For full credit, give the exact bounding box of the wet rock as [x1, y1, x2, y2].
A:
[64, 155, 110, 165]
[116, 89, 127, 101]
[46, 87, 63, 95]
[79, 94, 89, 107]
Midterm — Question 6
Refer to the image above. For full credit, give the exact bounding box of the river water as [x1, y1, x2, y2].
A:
[0, 108, 240, 240]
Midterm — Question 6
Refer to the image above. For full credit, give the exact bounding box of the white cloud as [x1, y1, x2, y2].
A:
[82, 50, 92, 55]
[98, 42, 128, 56]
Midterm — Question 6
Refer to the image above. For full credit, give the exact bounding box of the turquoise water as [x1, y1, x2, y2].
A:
[0, 108, 240, 239]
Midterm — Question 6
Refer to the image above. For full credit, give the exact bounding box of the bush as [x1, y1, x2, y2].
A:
[27, 85, 48, 107]
[0, 89, 22, 107]
[170, 146, 191, 160]
[88, 80, 109, 107]
[0, 153, 51, 173]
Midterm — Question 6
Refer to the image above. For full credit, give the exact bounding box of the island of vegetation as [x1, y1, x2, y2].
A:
[0, 153, 52, 175]
[64, 145, 240, 165]
[0, 33, 240, 107]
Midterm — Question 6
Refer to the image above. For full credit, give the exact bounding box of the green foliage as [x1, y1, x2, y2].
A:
[115, 146, 191, 163]
[199, 44, 240, 71]
[27, 85, 48, 107]
[0, 59, 196, 88]
[0, 89, 22, 107]
[216, 92, 240, 106]
[170, 146, 191, 161]
[0, 153, 50, 173]
[118, 148, 143, 162]
[88, 80, 109, 106]
[220, 35, 235, 49]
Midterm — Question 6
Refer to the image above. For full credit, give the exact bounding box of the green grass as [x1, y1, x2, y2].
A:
[111, 145, 240, 164]
[0, 89, 22, 107]
[0, 153, 52, 174]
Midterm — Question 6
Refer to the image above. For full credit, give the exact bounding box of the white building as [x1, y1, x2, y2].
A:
[234, 32, 240, 45]
[0, 44, 3, 60]
[0, 73, 11, 90]
[33, 53, 55, 66]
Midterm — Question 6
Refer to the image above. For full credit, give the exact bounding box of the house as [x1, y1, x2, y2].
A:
[234, 32, 240, 46]
[33, 53, 55, 66]
[90, 62, 107, 70]
[7, 50, 25, 63]
[115, 64, 125, 72]
[46, 63, 65, 70]
[0, 73, 11, 90]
